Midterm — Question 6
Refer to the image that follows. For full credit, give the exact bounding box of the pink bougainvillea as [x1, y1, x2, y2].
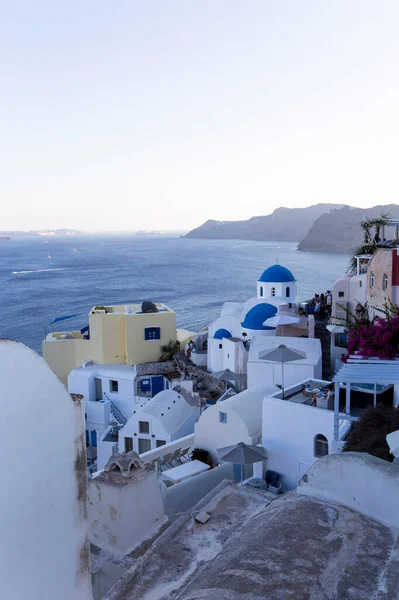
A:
[342, 313, 399, 362]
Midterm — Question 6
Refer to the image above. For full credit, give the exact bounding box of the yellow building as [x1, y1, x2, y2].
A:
[42, 302, 193, 384]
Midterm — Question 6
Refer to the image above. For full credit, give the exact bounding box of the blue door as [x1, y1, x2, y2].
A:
[151, 376, 164, 397]
[91, 430, 97, 448]
[233, 464, 243, 482]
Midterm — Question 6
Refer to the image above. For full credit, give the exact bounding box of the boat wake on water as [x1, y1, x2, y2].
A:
[12, 268, 68, 275]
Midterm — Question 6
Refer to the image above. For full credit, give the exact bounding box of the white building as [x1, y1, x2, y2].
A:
[194, 384, 278, 464]
[261, 379, 336, 491]
[118, 389, 201, 455]
[89, 452, 166, 556]
[0, 340, 93, 600]
[247, 336, 322, 389]
[207, 264, 307, 374]
[68, 361, 177, 463]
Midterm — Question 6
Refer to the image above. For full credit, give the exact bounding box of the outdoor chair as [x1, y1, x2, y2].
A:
[167, 449, 182, 467]
[265, 470, 282, 494]
[158, 452, 173, 471]
[178, 447, 192, 463]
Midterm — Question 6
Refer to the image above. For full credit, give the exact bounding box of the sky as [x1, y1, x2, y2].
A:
[1, 1, 399, 232]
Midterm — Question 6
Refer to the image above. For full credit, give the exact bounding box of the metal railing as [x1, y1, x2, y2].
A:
[104, 393, 127, 425]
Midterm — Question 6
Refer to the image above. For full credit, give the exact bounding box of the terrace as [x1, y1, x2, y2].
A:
[333, 356, 399, 442]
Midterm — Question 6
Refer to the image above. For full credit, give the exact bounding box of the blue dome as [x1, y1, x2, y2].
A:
[213, 328, 232, 339]
[241, 303, 277, 330]
[258, 264, 296, 283]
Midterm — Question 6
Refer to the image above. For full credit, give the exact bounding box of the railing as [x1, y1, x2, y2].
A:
[139, 433, 195, 465]
[103, 393, 127, 425]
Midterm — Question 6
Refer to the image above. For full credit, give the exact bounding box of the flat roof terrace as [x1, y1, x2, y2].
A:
[90, 303, 173, 315]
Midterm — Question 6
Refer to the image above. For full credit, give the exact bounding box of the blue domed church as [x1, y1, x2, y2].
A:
[206, 263, 298, 373]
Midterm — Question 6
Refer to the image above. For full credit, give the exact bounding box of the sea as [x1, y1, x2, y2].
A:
[0, 235, 349, 354]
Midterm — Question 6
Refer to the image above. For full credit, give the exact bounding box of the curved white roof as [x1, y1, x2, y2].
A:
[218, 384, 278, 437]
[136, 390, 195, 435]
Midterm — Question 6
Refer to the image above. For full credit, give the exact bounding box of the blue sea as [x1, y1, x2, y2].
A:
[0, 236, 349, 354]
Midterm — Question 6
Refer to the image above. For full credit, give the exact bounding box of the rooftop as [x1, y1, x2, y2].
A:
[90, 303, 173, 315]
[103, 481, 399, 600]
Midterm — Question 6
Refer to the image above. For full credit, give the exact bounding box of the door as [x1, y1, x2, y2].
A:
[91, 430, 97, 448]
[151, 376, 164, 397]
[95, 378, 102, 401]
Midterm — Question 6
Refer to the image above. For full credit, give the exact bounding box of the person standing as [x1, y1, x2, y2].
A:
[320, 293, 326, 321]
[326, 290, 332, 319]
[314, 295, 321, 321]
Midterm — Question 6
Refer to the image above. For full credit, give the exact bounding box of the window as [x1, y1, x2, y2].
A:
[140, 379, 151, 392]
[383, 273, 388, 291]
[219, 411, 227, 424]
[370, 272, 374, 288]
[156, 440, 166, 447]
[219, 344, 222, 349]
[359, 280, 362, 287]
[338, 291, 344, 298]
[314, 434, 328, 458]
[124, 437, 133, 453]
[110, 379, 118, 393]
[139, 421, 150, 434]
[335, 333, 348, 348]
[260, 287, 263, 297]
[286, 286, 290, 298]
[85, 430, 89, 445]
[271, 287, 276, 297]
[145, 326, 161, 341]
[138, 438, 151, 454]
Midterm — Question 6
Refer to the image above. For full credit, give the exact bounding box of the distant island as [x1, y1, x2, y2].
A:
[297, 204, 399, 253]
[184, 203, 399, 253]
[0, 229, 83, 239]
[184, 204, 346, 243]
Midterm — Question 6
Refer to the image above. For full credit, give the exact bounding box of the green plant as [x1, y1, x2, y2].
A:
[159, 339, 181, 361]
[190, 447, 212, 466]
[347, 213, 392, 273]
[344, 404, 399, 462]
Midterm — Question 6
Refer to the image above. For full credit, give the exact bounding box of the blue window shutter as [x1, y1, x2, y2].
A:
[85, 430, 89, 445]
[91, 430, 97, 448]
[145, 327, 161, 340]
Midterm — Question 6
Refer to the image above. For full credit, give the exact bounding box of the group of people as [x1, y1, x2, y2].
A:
[309, 290, 332, 321]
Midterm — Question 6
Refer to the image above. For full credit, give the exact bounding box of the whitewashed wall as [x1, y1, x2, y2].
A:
[262, 395, 335, 490]
[195, 405, 254, 464]
[298, 452, 399, 528]
[248, 361, 318, 390]
[0, 341, 93, 600]
[89, 468, 166, 555]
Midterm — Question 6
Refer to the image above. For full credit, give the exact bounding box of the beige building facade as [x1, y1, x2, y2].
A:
[43, 303, 177, 383]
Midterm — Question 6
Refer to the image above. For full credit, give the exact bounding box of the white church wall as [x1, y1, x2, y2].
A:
[0, 340, 93, 600]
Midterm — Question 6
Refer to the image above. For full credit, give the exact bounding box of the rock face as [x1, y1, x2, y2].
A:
[298, 204, 399, 253]
[184, 204, 346, 242]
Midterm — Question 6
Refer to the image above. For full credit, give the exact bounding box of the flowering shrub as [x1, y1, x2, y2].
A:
[342, 303, 399, 361]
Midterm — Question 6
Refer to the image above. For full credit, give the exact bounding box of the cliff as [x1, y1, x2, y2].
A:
[297, 205, 399, 253]
[184, 204, 346, 242]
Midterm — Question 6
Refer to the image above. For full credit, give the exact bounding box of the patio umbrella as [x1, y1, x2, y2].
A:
[264, 314, 301, 327]
[212, 368, 244, 390]
[258, 344, 306, 399]
[264, 314, 301, 335]
[217, 442, 267, 482]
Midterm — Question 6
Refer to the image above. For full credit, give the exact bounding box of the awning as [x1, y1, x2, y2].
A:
[334, 361, 399, 384]
[49, 313, 83, 325]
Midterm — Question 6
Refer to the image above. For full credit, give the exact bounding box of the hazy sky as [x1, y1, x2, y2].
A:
[1, 1, 399, 232]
